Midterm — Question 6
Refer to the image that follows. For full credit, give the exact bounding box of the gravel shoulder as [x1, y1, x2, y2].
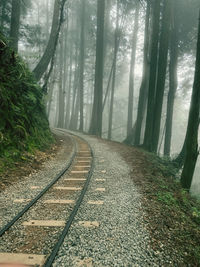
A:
[53, 131, 174, 266]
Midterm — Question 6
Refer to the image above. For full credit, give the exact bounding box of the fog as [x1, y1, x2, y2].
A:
[4, 0, 199, 196]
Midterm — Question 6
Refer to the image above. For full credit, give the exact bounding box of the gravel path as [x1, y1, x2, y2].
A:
[53, 131, 165, 266]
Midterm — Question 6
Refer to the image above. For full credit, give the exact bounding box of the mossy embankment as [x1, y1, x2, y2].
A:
[0, 33, 54, 173]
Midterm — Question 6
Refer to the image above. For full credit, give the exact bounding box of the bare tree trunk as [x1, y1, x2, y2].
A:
[134, 1, 150, 145]
[181, 13, 200, 190]
[151, 0, 171, 152]
[65, 41, 73, 129]
[57, 30, 65, 128]
[47, 64, 57, 118]
[108, 0, 119, 140]
[126, 2, 139, 137]
[143, 0, 161, 151]
[164, 2, 179, 156]
[69, 18, 80, 130]
[89, 0, 105, 137]
[79, 0, 86, 131]
[10, 0, 21, 52]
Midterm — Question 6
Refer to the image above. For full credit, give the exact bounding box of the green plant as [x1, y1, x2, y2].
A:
[157, 191, 177, 206]
[0, 32, 54, 168]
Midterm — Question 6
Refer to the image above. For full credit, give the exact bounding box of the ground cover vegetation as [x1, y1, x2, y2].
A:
[0, 32, 53, 173]
[105, 139, 200, 265]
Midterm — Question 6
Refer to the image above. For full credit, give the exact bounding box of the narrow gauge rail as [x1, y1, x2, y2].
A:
[0, 132, 94, 266]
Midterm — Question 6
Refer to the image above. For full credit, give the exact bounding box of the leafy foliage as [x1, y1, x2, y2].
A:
[0, 32, 53, 169]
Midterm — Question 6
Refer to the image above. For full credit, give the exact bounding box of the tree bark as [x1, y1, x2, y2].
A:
[143, 0, 161, 151]
[134, 1, 150, 145]
[89, 0, 105, 137]
[10, 0, 21, 52]
[151, 0, 171, 152]
[108, 0, 119, 140]
[79, 0, 86, 131]
[164, 2, 179, 156]
[65, 30, 73, 129]
[126, 2, 139, 137]
[57, 29, 65, 128]
[181, 13, 200, 190]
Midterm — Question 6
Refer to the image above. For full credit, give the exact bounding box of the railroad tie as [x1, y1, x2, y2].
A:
[22, 220, 65, 227]
[0, 253, 45, 266]
[64, 178, 86, 181]
[53, 186, 82, 191]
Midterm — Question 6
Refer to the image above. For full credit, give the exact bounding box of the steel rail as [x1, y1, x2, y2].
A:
[44, 130, 94, 267]
[0, 134, 77, 237]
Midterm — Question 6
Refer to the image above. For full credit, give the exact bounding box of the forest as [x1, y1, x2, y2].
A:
[0, 0, 200, 195]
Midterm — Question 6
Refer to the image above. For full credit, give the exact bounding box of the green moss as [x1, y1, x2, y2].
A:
[0, 32, 54, 171]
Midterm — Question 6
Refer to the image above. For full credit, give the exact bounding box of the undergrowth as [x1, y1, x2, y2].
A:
[143, 150, 200, 264]
[0, 32, 54, 173]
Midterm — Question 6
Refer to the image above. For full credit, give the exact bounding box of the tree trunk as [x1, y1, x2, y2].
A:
[10, 0, 21, 52]
[181, 13, 200, 190]
[47, 64, 57, 118]
[89, 0, 105, 137]
[151, 0, 171, 152]
[65, 35, 73, 129]
[143, 0, 161, 151]
[126, 2, 139, 137]
[108, 0, 119, 140]
[69, 52, 79, 130]
[79, 0, 86, 131]
[57, 29, 65, 128]
[164, 2, 179, 156]
[33, 0, 66, 81]
[134, 1, 150, 145]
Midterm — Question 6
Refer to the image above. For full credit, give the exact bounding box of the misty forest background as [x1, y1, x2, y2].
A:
[0, 0, 200, 196]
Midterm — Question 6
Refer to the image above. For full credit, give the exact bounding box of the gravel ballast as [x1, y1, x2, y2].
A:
[0, 130, 177, 266]
[53, 131, 171, 266]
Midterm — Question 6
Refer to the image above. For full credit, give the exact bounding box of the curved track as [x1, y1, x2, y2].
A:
[0, 131, 94, 266]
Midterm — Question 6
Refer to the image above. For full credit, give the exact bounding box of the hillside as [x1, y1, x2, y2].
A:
[0, 33, 53, 173]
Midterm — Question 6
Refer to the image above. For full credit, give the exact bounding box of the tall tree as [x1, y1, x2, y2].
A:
[180, 13, 200, 190]
[57, 29, 65, 128]
[33, 0, 67, 81]
[151, 0, 172, 152]
[134, 1, 151, 145]
[10, 0, 21, 52]
[126, 2, 139, 137]
[164, 1, 179, 156]
[108, 0, 120, 140]
[89, 0, 105, 137]
[79, 0, 86, 131]
[143, 0, 161, 151]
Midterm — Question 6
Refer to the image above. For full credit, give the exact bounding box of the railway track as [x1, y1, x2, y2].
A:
[0, 131, 94, 266]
